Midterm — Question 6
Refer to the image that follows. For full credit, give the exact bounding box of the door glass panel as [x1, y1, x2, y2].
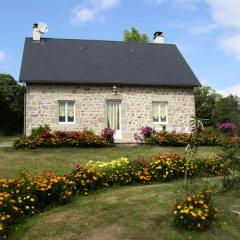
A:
[107, 101, 120, 130]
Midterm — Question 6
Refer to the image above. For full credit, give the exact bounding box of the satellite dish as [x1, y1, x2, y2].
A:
[38, 22, 48, 33]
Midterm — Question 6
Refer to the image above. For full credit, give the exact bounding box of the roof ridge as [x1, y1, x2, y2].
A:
[25, 37, 176, 46]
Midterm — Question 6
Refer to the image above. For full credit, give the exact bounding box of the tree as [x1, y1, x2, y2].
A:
[194, 86, 240, 134]
[123, 27, 149, 43]
[212, 95, 240, 134]
[194, 86, 221, 124]
[0, 73, 25, 134]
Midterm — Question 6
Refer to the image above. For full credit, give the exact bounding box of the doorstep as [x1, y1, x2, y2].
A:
[114, 139, 141, 147]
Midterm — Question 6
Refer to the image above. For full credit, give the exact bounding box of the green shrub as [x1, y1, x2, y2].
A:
[31, 125, 50, 137]
[194, 156, 227, 177]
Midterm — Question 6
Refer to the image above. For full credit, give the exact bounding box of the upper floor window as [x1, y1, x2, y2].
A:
[152, 102, 167, 123]
[59, 101, 75, 123]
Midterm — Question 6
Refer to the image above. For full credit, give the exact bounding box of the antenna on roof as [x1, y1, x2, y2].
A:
[33, 22, 48, 41]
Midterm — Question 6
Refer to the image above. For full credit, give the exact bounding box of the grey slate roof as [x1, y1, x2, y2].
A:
[20, 37, 201, 87]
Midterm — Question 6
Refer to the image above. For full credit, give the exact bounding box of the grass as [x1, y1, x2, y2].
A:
[0, 146, 221, 178]
[1, 145, 238, 239]
[10, 180, 240, 240]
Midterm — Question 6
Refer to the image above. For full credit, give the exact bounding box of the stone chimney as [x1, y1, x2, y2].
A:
[153, 32, 164, 44]
[32, 22, 48, 41]
[33, 23, 41, 41]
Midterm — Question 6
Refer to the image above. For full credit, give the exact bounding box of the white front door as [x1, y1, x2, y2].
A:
[107, 101, 121, 139]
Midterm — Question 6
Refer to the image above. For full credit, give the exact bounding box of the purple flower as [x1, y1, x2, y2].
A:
[219, 122, 236, 130]
[219, 122, 236, 136]
[140, 126, 153, 138]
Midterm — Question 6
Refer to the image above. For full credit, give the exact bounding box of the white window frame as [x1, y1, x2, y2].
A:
[58, 101, 75, 124]
[152, 101, 168, 124]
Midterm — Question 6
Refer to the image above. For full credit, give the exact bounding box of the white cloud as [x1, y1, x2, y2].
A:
[146, 0, 201, 10]
[187, 23, 217, 35]
[205, 0, 240, 62]
[217, 84, 240, 97]
[219, 34, 240, 62]
[70, 0, 120, 25]
[94, 0, 120, 10]
[199, 78, 209, 86]
[0, 50, 6, 63]
[71, 7, 99, 25]
[171, 0, 201, 10]
[162, 0, 240, 61]
[206, 0, 240, 29]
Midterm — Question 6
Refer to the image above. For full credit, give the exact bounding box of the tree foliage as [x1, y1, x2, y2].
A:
[212, 95, 240, 131]
[194, 86, 220, 122]
[0, 73, 25, 134]
[123, 27, 149, 43]
[194, 86, 240, 134]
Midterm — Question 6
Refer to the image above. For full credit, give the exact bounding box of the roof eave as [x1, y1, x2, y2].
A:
[21, 79, 201, 88]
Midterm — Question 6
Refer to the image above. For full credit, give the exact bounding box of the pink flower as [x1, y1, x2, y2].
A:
[101, 128, 115, 138]
[219, 122, 236, 130]
[134, 133, 142, 141]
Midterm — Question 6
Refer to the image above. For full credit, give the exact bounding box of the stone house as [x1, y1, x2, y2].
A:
[20, 29, 201, 142]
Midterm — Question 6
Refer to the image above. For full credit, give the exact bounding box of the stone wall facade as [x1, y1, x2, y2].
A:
[25, 84, 196, 142]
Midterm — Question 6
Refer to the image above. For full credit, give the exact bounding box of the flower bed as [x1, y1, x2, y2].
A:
[173, 189, 218, 231]
[219, 122, 236, 136]
[135, 127, 239, 146]
[14, 128, 114, 149]
[0, 154, 226, 237]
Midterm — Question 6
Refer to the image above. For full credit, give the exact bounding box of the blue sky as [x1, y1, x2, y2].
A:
[0, 0, 240, 95]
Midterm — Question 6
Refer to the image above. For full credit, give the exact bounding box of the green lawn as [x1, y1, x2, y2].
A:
[10, 180, 240, 240]
[1, 146, 239, 239]
[0, 146, 221, 178]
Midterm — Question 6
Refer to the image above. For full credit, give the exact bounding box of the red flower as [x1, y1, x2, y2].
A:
[69, 131, 80, 140]
[101, 128, 115, 138]
[43, 131, 51, 138]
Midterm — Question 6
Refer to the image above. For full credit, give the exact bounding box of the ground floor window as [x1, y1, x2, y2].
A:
[152, 102, 168, 124]
[59, 101, 75, 123]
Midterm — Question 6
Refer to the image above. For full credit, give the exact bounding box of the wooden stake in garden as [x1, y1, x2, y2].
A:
[183, 118, 203, 189]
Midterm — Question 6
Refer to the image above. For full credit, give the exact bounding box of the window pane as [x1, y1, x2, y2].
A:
[152, 102, 159, 122]
[67, 107, 74, 122]
[59, 102, 65, 110]
[68, 102, 74, 109]
[59, 102, 65, 122]
[59, 116, 65, 122]
[160, 103, 167, 122]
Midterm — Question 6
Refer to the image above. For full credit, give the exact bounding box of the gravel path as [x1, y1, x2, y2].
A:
[0, 142, 13, 148]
